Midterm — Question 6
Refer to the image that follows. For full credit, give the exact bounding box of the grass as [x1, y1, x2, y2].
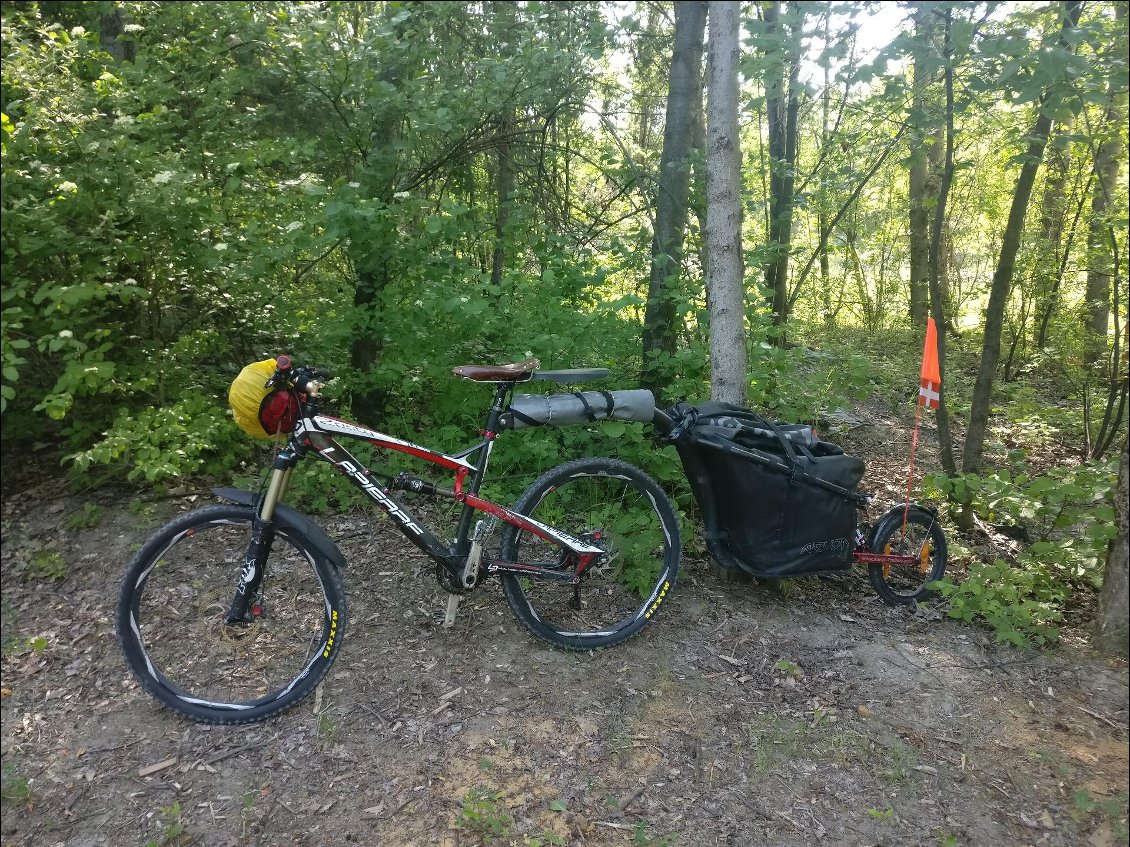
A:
[1, 760, 30, 803]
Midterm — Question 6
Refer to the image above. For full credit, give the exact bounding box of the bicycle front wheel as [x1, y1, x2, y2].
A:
[499, 458, 681, 650]
[116, 504, 346, 724]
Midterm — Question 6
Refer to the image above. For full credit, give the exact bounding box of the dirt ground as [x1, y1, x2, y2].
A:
[2, 407, 1127, 847]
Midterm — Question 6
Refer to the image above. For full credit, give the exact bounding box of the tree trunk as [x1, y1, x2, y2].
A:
[763, 1, 802, 340]
[1032, 136, 1071, 350]
[818, 9, 833, 326]
[929, 6, 959, 479]
[489, 0, 517, 297]
[704, 1, 746, 405]
[489, 123, 514, 294]
[350, 264, 389, 424]
[100, 7, 137, 63]
[1083, 4, 1127, 368]
[1095, 436, 1129, 657]
[908, 6, 939, 326]
[641, 0, 707, 400]
[963, 0, 1082, 475]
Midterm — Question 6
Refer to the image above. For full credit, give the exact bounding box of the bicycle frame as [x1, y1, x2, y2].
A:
[255, 383, 605, 587]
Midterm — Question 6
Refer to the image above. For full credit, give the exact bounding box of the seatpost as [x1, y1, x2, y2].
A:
[452, 382, 512, 557]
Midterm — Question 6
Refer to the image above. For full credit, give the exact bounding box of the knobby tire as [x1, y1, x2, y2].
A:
[116, 505, 347, 724]
[499, 458, 681, 650]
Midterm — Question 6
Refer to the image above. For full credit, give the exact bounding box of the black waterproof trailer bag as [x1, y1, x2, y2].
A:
[668, 402, 867, 578]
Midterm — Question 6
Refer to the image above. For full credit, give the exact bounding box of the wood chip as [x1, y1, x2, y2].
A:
[439, 686, 463, 701]
[138, 758, 177, 777]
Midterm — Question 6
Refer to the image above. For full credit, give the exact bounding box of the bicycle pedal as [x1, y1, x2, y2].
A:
[442, 594, 461, 628]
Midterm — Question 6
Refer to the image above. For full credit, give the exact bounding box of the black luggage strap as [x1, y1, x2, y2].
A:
[508, 407, 543, 427]
[689, 431, 867, 503]
[664, 405, 699, 442]
[673, 405, 801, 469]
[572, 390, 616, 421]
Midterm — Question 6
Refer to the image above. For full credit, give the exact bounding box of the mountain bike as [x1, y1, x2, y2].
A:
[116, 357, 681, 724]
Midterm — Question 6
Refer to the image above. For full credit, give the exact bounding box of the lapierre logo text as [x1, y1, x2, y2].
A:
[339, 461, 424, 536]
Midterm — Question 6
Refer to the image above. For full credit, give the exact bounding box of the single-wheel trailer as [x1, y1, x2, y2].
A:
[653, 401, 947, 605]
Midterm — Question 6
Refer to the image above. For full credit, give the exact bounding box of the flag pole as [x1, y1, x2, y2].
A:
[904, 396, 923, 531]
[907, 318, 941, 531]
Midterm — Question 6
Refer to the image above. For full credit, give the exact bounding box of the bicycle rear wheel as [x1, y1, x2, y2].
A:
[499, 458, 681, 650]
[867, 505, 947, 605]
[117, 504, 346, 724]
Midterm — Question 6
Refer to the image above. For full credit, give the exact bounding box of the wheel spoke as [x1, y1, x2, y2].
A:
[118, 506, 346, 723]
[500, 459, 680, 649]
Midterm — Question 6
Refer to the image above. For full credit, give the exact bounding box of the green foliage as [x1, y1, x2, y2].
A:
[65, 502, 102, 531]
[926, 457, 1118, 646]
[26, 549, 67, 582]
[0, 760, 30, 803]
[0, 1, 1125, 659]
[1074, 789, 1129, 843]
[317, 713, 340, 743]
[67, 395, 251, 483]
[632, 817, 677, 846]
[455, 788, 513, 843]
[144, 801, 187, 847]
[932, 559, 1065, 647]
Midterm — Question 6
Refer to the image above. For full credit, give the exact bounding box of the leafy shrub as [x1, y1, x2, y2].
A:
[926, 458, 1118, 646]
[932, 559, 1066, 646]
[67, 395, 251, 483]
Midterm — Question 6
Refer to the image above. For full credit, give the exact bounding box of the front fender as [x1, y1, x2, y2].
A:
[212, 487, 347, 571]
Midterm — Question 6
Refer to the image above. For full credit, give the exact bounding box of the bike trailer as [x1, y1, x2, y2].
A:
[664, 402, 867, 578]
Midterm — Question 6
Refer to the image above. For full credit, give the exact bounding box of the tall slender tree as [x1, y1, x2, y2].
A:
[908, 5, 942, 326]
[1083, 2, 1128, 367]
[761, 1, 803, 341]
[963, 0, 1083, 474]
[704, 1, 746, 404]
[641, 1, 707, 400]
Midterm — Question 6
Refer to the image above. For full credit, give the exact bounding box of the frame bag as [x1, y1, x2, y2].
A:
[668, 402, 866, 578]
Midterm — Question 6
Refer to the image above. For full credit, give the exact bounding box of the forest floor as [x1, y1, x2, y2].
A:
[1, 398, 1127, 847]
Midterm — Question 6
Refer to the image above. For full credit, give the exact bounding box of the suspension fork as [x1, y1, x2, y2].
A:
[225, 454, 296, 624]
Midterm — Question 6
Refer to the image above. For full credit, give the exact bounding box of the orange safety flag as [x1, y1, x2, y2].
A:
[918, 318, 941, 409]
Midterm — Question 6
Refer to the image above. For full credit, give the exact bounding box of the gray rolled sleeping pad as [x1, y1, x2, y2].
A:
[499, 389, 656, 429]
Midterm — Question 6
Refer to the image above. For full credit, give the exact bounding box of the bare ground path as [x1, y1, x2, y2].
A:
[2, 410, 1127, 847]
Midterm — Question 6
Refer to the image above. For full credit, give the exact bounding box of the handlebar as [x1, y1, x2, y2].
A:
[267, 356, 334, 396]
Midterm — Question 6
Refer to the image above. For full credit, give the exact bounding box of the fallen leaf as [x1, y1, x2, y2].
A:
[856, 705, 873, 718]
